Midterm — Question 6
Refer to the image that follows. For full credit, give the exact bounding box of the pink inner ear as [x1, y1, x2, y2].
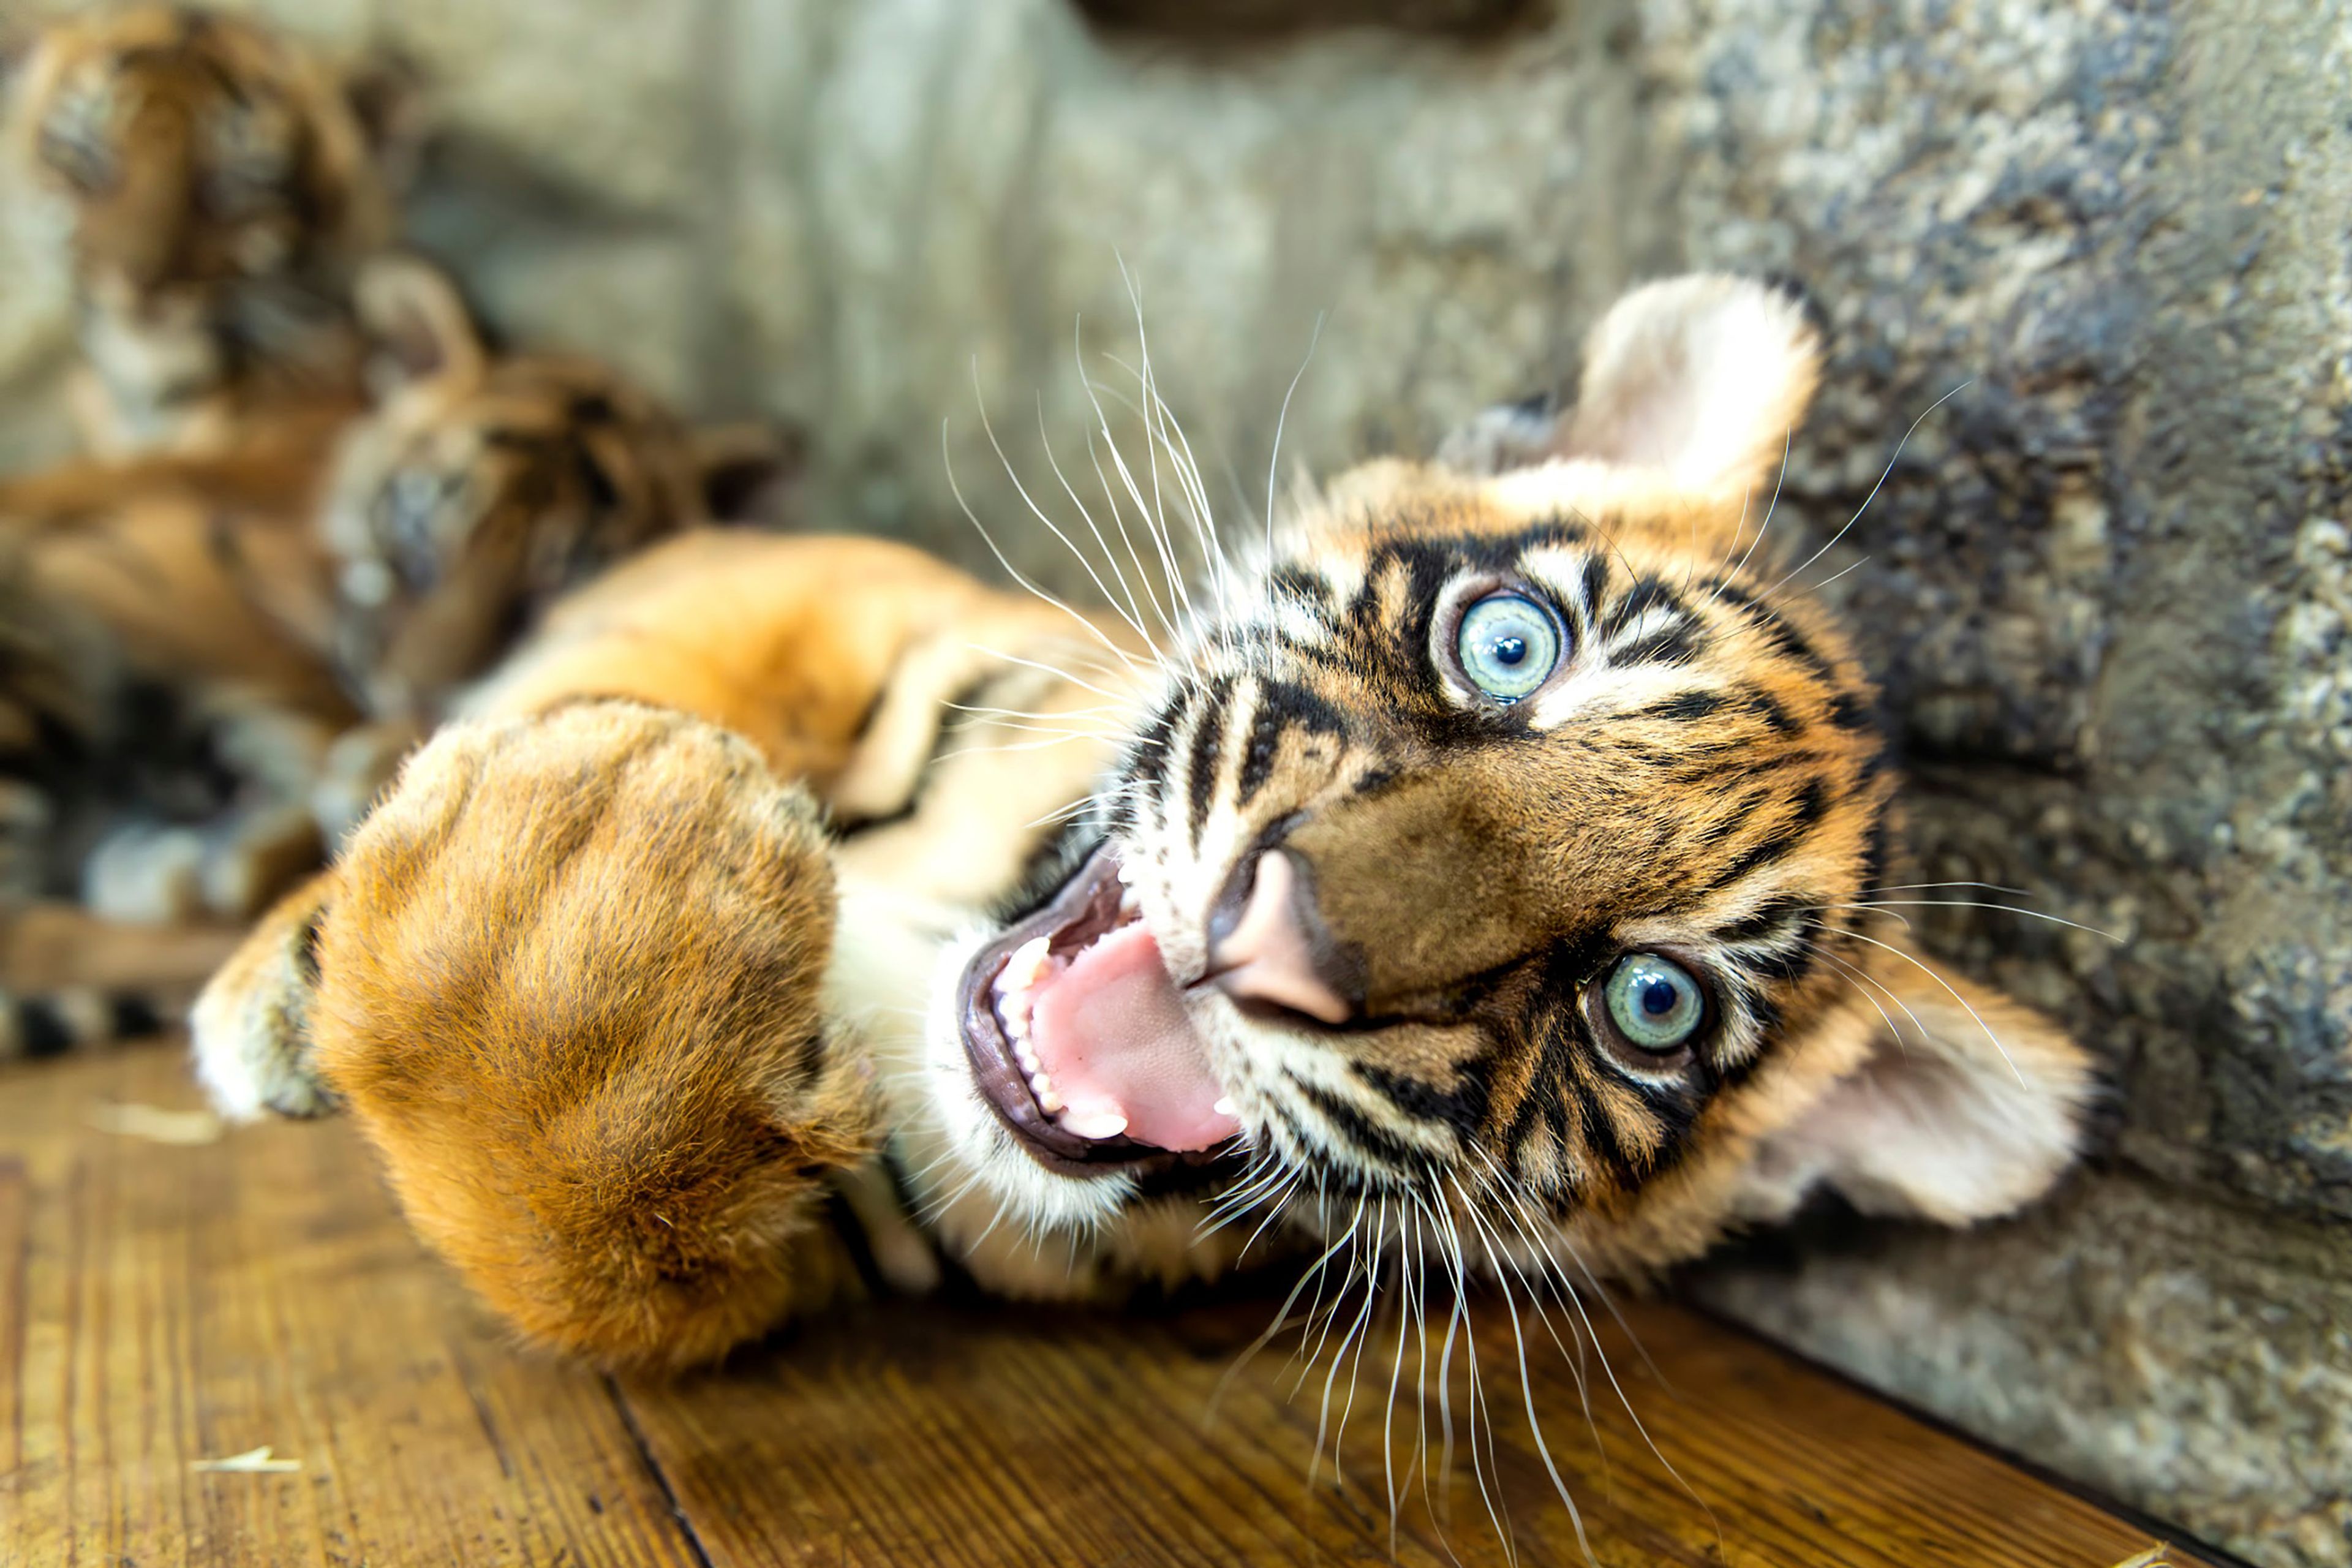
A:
[1559, 276, 1822, 494]
[1749, 978, 2090, 1228]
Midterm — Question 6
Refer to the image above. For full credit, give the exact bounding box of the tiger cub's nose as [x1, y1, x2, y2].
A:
[1205, 849, 1360, 1024]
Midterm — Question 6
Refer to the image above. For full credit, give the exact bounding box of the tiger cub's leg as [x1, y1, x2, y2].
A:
[80, 703, 337, 925]
[201, 699, 878, 1368]
[190, 871, 339, 1117]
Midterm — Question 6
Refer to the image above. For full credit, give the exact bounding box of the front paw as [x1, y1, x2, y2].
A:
[309, 699, 878, 1368]
[190, 874, 337, 1120]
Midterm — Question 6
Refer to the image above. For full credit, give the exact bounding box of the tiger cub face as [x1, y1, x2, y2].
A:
[315, 261, 716, 723]
[929, 276, 2092, 1276]
[7, 6, 413, 448]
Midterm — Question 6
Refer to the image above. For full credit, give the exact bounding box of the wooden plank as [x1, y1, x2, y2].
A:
[0, 1042, 698, 1568]
[0, 1040, 2198, 1568]
[619, 1271, 2197, 1568]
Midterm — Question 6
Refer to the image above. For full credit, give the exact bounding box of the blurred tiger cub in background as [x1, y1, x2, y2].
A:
[0, 257, 777, 1058]
[4, 5, 421, 456]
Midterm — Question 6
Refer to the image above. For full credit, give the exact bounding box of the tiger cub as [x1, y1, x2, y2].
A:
[5, 6, 418, 456]
[192, 274, 2094, 1370]
[0, 260, 766, 1056]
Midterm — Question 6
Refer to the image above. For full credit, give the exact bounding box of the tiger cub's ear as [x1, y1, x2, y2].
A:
[355, 252, 485, 394]
[1740, 932, 2096, 1228]
[691, 421, 804, 524]
[1559, 273, 1825, 501]
[339, 49, 431, 195]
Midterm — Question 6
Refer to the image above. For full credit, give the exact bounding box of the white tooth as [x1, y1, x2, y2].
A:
[1008, 936, 1052, 984]
[1115, 861, 1134, 885]
[1038, 1088, 1065, 1114]
[1212, 1096, 1238, 1118]
[1028, 1071, 1063, 1114]
[1118, 885, 1141, 916]
[1013, 1039, 1038, 1071]
[1061, 1107, 1128, 1140]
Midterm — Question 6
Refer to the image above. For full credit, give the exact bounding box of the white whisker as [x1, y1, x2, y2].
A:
[1766, 380, 1972, 598]
[1840, 926, 2029, 1086]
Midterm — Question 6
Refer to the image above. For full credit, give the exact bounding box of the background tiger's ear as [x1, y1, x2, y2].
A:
[1560, 273, 1825, 500]
[1741, 932, 2095, 1227]
[691, 420, 804, 524]
[356, 252, 484, 394]
[340, 48, 430, 194]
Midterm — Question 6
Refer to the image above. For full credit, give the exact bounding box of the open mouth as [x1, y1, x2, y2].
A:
[957, 843, 1243, 1178]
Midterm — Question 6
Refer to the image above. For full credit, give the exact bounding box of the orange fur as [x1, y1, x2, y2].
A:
[7, 6, 415, 455]
[1, 270, 761, 1056]
[193, 274, 2094, 1373]
[199, 533, 1102, 1363]
[314, 704, 872, 1369]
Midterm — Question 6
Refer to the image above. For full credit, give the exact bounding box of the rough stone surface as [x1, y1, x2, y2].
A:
[1699, 1175, 2352, 1566]
[3, 1, 2347, 1561]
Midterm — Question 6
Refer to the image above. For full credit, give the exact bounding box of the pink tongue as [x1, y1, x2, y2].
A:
[1027, 922, 1240, 1152]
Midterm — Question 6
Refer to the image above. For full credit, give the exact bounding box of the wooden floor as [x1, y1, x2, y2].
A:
[2, 1043, 2194, 1568]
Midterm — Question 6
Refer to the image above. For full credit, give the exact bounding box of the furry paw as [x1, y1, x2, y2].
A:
[190, 875, 337, 1119]
[306, 699, 877, 1368]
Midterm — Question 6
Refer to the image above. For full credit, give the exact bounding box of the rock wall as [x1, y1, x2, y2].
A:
[4, 1, 2346, 1561]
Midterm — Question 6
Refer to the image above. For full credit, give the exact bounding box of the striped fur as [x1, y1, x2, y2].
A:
[0, 269, 756, 1057]
[7, 6, 418, 456]
[189, 275, 2092, 1370]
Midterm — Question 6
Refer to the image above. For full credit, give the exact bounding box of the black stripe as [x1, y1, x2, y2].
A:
[1237, 695, 1284, 809]
[1600, 575, 1687, 639]
[1730, 905, 1822, 988]
[1703, 778, 1829, 896]
[1701, 787, 1771, 846]
[1709, 580, 1839, 688]
[1715, 896, 1809, 946]
[1184, 676, 1234, 849]
[1566, 1056, 1638, 1189]
[1291, 1074, 1424, 1172]
[1268, 564, 1336, 618]
[1578, 555, 1610, 627]
[1642, 691, 1727, 723]
[1498, 1067, 1555, 1169]
[1613, 620, 1699, 666]
[109, 992, 162, 1039]
[1827, 688, 1879, 734]
[1788, 777, 1830, 835]
[1117, 698, 1183, 839]
[1235, 680, 1349, 809]
[1716, 981, 1783, 1086]
[1610, 1069, 1703, 1174]
[1354, 1058, 1491, 1140]
[21, 1001, 74, 1057]
[1745, 688, 1801, 736]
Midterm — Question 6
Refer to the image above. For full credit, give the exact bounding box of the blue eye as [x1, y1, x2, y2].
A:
[1602, 953, 1706, 1052]
[1453, 593, 1561, 702]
